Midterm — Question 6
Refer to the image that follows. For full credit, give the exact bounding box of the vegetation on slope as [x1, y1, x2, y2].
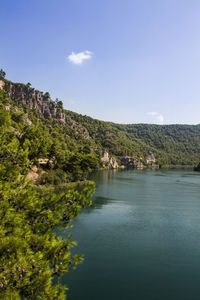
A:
[0, 71, 200, 298]
[66, 110, 200, 167]
[65, 110, 148, 159]
[1, 72, 200, 168]
[0, 89, 95, 299]
[113, 123, 200, 166]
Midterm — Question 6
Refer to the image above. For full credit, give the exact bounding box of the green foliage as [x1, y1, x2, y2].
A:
[0, 91, 96, 299]
[38, 169, 72, 185]
[65, 110, 200, 167]
[11, 109, 24, 124]
[0, 90, 100, 180]
[1, 79, 200, 171]
[44, 92, 50, 98]
[0, 89, 10, 105]
[0, 106, 11, 127]
[21, 125, 50, 161]
[0, 76, 200, 298]
[65, 110, 147, 159]
[55, 98, 63, 108]
[0, 68, 6, 79]
[113, 123, 200, 166]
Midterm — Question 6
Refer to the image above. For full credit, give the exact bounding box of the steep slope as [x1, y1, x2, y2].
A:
[0, 84, 100, 183]
[0, 83, 96, 300]
[1, 77, 200, 169]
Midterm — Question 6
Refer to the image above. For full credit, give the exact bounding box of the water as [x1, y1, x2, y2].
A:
[61, 169, 200, 300]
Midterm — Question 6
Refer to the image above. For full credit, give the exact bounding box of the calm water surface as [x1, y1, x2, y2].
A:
[61, 169, 200, 300]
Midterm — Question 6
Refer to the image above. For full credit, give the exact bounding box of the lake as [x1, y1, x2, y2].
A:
[61, 169, 200, 300]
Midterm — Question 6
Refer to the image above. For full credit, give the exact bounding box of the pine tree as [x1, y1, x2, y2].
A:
[0, 104, 95, 299]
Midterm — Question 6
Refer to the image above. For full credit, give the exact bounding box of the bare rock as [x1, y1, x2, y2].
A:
[2, 81, 66, 123]
[1, 80, 91, 138]
[101, 151, 119, 169]
[27, 165, 39, 181]
[0, 80, 5, 90]
[146, 151, 159, 169]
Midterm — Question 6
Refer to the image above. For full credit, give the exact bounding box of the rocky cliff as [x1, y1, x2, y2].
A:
[0, 79, 160, 170]
[120, 156, 144, 169]
[0, 79, 90, 138]
[0, 80, 66, 122]
[101, 151, 119, 169]
[146, 151, 159, 169]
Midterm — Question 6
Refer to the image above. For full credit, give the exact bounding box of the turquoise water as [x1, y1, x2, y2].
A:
[62, 169, 200, 300]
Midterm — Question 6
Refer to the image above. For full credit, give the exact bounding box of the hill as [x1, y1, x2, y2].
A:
[1, 77, 200, 175]
[0, 74, 200, 298]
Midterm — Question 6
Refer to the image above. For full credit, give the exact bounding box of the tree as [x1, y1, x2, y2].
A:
[26, 82, 31, 88]
[55, 98, 63, 109]
[44, 92, 50, 98]
[0, 69, 6, 79]
[0, 96, 95, 299]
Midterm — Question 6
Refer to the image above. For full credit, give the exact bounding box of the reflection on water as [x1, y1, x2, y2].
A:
[61, 169, 200, 300]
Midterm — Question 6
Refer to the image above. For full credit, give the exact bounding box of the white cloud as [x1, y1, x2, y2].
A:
[68, 50, 93, 65]
[147, 111, 164, 124]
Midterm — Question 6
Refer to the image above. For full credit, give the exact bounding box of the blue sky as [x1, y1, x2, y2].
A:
[1, 0, 200, 124]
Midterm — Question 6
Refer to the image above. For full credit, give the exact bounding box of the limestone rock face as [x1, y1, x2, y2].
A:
[146, 151, 156, 164]
[0, 80, 90, 138]
[2, 80, 66, 123]
[27, 165, 39, 181]
[120, 156, 144, 169]
[101, 151, 119, 169]
[109, 157, 119, 169]
[0, 80, 5, 90]
[146, 151, 159, 169]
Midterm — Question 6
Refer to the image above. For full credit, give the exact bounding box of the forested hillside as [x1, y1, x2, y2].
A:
[0, 73, 200, 298]
[0, 87, 96, 298]
[1, 75, 200, 170]
[67, 111, 200, 167]
[114, 123, 200, 166]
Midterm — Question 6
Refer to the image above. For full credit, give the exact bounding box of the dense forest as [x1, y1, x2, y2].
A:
[114, 123, 200, 166]
[1, 74, 200, 170]
[0, 72, 200, 298]
[0, 78, 96, 298]
[66, 110, 200, 167]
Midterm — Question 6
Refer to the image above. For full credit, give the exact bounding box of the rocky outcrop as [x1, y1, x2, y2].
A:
[120, 152, 159, 170]
[0, 80, 4, 90]
[0, 79, 90, 138]
[27, 165, 39, 181]
[146, 151, 156, 164]
[1, 80, 66, 122]
[120, 156, 144, 169]
[146, 151, 159, 169]
[101, 151, 119, 169]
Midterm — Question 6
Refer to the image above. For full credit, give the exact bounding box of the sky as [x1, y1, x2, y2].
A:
[1, 0, 200, 124]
